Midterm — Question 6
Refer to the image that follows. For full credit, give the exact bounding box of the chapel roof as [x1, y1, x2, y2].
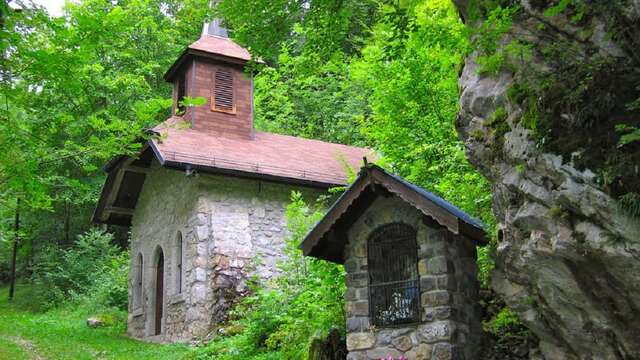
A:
[300, 164, 486, 264]
[150, 117, 373, 187]
[92, 119, 374, 226]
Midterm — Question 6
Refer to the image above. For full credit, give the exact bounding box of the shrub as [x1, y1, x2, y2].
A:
[484, 306, 527, 338]
[87, 250, 130, 310]
[29, 229, 127, 310]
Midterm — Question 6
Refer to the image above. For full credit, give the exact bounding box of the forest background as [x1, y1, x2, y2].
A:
[0, 0, 519, 358]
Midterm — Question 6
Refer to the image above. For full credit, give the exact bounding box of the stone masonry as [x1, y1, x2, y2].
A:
[344, 196, 482, 360]
[127, 161, 322, 341]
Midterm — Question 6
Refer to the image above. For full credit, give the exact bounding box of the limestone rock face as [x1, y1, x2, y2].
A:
[453, 1, 640, 359]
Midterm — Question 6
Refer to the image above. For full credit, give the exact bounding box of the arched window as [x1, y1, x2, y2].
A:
[367, 223, 420, 326]
[175, 232, 183, 294]
[176, 74, 186, 114]
[134, 253, 143, 309]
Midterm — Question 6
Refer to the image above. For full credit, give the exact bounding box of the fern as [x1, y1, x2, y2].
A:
[615, 124, 640, 147]
[619, 192, 640, 218]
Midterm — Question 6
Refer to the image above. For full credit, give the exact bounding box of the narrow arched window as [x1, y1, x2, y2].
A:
[134, 253, 143, 308]
[367, 223, 420, 326]
[175, 232, 183, 294]
[212, 69, 234, 113]
[176, 74, 186, 114]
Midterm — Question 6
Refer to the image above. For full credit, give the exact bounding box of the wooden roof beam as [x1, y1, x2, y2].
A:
[105, 206, 135, 216]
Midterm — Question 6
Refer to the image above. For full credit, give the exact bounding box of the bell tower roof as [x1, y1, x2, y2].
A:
[164, 18, 256, 82]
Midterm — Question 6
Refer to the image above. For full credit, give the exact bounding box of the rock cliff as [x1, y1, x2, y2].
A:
[453, 1, 640, 359]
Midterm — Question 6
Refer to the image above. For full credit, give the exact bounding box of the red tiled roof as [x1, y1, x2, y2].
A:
[188, 35, 253, 62]
[151, 118, 375, 186]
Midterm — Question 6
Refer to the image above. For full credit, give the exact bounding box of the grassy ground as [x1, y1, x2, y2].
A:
[0, 285, 192, 360]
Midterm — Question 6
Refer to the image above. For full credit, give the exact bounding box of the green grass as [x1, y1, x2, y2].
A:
[0, 284, 193, 360]
[0, 335, 30, 360]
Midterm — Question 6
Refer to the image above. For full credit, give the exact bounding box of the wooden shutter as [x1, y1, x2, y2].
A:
[212, 69, 235, 113]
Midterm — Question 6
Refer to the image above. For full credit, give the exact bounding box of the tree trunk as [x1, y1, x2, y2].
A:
[64, 199, 70, 245]
[308, 328, 346, 360]
[9, 198, 20, 301]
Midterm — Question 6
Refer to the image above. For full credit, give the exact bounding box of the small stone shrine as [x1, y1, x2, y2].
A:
[301, 164, 486, 360]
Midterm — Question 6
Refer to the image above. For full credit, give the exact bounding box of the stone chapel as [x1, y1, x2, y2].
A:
[93, 20, 372, 342]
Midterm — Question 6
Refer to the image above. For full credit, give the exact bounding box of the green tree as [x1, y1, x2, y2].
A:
[0, 0, 210, 287]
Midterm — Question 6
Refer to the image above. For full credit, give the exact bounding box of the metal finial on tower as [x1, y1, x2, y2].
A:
[202, 18, 228, 38]
[202, 0, 228, 38]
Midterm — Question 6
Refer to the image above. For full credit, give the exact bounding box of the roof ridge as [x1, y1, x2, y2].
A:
[255, 131, 371, 151]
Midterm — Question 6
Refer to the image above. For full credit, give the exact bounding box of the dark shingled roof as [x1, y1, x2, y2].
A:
[300, 164, 486, 264]
[386, 172, 485, 230]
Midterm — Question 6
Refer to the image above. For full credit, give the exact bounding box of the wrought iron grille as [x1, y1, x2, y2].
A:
[367, 223, 420, 326]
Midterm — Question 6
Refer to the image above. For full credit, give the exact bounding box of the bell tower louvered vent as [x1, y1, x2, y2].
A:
[212, 69, 234, 113]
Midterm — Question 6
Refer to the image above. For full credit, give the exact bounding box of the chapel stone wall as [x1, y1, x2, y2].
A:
[128, 163, 323, 342]
[344, 196, 482, 360]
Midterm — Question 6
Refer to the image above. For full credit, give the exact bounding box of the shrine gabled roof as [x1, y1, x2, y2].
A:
[300, 164, 487, 264]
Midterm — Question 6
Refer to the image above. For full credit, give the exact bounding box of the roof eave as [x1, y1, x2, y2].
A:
[300, 164, 488, 263]
[163, 48, 251, 82]
[161, 158, 343, 189]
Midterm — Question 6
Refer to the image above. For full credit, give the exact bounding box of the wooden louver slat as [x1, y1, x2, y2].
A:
[213, 69, 234, 112]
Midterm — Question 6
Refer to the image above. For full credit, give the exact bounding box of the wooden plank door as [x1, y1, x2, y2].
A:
[155, 252, 164, 336]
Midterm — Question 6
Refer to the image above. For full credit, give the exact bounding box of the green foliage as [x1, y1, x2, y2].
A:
[473, 5, 519, 76]
[619, 192, 640, 219]
[477, 51, 506, 77]
[193, 192, 345, 360]
[1, 0, 210, 208]
[547, 206, 569, 220]
[477, 245, 494, 288]
[484, 107, 507, 127]
[216, 0, 376, 63]
[543, 0, 572, 18]
[88, 251, 130, 311]
[484, 307, 525, 337]
[469, 0, 640, 201]
[180, 96, 208, 107]
[615, 124, 640, 147]
[0, 0, 212, 299]
[253, 48, 366, 145]
[483, 107, 511, 156]
[471, 129, 486, 141]
[353, 0, 494, 232]
[477, 40, 532, 77]
[29, 229, 127, 310]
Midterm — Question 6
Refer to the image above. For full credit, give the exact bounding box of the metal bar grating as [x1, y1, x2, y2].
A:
[368, 222, 420, 326]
